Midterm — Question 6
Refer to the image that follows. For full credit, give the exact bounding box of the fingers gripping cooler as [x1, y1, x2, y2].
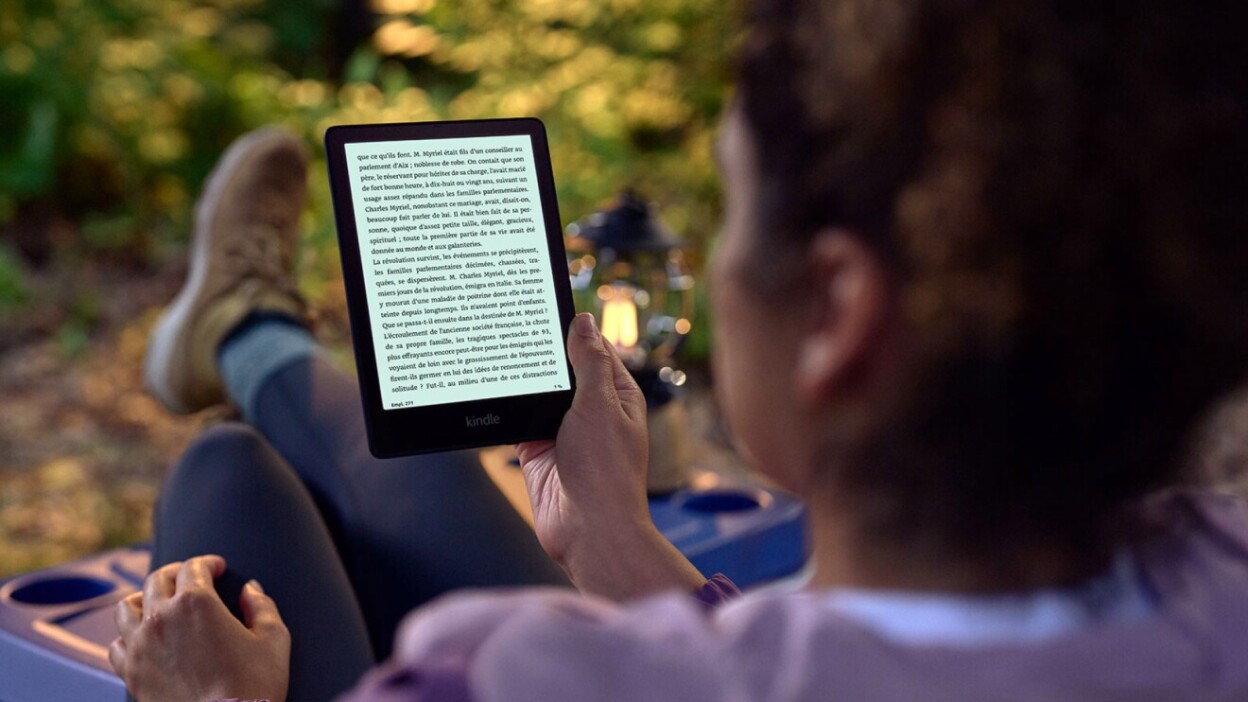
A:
[0, 546, 148, 702]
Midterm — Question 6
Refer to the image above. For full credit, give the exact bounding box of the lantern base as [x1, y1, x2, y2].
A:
[645, 391, 693, 495]
[631, 367, 692, 494]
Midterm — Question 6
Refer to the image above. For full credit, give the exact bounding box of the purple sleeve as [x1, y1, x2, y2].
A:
[692, 574, 742, 609]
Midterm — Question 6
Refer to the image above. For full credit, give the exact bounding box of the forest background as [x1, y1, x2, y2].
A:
[0, 0, 735, 576]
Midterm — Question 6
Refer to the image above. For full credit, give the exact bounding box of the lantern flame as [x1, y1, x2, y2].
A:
[600, 288, 640, 349]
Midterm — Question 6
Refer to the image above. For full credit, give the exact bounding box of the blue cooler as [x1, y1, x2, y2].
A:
[0, 546, 147, 701]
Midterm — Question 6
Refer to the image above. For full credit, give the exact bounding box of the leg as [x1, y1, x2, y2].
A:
[153, 423, 374, 702]
[236, 348, 569, 658]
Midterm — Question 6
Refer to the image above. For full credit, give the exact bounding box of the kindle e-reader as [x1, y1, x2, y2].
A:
[325, 118, 576, 457]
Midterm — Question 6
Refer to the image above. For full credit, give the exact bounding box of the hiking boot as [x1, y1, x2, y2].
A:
[144, 127, 309, 414]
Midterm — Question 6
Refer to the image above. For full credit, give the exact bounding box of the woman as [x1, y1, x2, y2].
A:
[111, 0, 1248, 700]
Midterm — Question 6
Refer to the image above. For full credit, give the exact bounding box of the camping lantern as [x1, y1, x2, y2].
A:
[566, 191, 696, 492]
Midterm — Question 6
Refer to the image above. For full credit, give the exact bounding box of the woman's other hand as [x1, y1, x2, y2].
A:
[517, 313, 705, 601]
[110, 555, 291, 702]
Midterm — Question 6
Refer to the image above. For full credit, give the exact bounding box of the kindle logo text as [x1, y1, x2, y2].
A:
[465, 413, 501, 428]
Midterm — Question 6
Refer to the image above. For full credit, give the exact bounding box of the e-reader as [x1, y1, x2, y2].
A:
[325, 118, 576, 457]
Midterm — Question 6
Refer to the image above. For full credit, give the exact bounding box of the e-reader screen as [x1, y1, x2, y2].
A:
[325, 119, 576, 456]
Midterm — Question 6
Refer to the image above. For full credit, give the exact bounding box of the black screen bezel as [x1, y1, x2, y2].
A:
[325, 118, 576, 457]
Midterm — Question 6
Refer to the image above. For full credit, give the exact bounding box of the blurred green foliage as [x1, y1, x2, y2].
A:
[0, 246, 27, 309]
[394, 0, 734, 246]
[0, 0, 732, 348]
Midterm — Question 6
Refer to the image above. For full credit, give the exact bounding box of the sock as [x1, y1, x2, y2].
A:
[217, 313, 320, 422]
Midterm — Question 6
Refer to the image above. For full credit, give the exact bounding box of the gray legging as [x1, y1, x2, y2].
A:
[149, 356, 569, 702]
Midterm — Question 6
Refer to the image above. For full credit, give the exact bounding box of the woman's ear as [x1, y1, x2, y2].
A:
[793, 229, 891, 408]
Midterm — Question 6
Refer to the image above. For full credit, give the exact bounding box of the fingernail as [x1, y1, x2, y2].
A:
[574, 313, 597, 338]
[248, 579, 264, 594]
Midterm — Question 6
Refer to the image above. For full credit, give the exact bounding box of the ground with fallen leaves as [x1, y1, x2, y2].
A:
[0, 262, 206, 576]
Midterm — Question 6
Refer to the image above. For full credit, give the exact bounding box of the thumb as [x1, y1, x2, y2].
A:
[567, 313, 645, 421]
[240, 580, 284, 635]
[567, 313, 610, 378]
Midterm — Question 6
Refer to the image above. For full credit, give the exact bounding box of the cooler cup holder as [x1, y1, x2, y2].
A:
[3, 575, 116, 607]
[679, 488, 766, 514]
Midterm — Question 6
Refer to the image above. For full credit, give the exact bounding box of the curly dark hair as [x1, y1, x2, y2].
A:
[738, 0, 1248, 575]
